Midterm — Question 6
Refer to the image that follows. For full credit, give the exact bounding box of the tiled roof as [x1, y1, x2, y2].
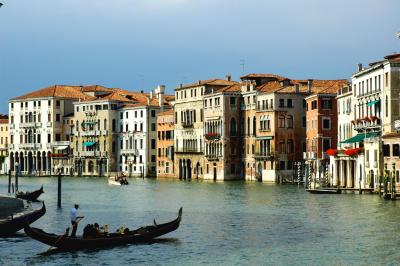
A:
[384, 53, 400, 61]
[81, 85, 114, 93]
[157, 109, 174, 116]
[216, 83, 242, 93]
[89, 92, 132, 102]
[240, 73, 288, 80]
[256, 79, 348, 95]
[12, 85, 96, 101]
[177, 79, 237, 89]
[0, 119, 8, 124]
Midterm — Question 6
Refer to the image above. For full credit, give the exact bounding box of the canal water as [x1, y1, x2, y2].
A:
[1, 177, 400, 265]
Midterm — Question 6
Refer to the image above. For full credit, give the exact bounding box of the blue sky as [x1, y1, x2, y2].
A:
[0, 0, 399, 113]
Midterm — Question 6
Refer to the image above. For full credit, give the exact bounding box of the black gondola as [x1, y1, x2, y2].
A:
[24, 207, 182, 251]
[16, 185, 44, 201]
[0, 202, 46, 237]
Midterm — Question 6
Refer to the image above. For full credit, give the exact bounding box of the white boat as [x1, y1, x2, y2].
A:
[108, 173, 129, 186]
[108, 177, 121, 186]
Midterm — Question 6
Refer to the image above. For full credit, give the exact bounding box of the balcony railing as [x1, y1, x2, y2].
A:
[254, 152, 274, 160]
[205, 154, 221, 160]
[204, 133, 220, 141]
[80, 130, 101, 137]
[19, 143, 42, 150]
[175, 148, 203, 154]
[20, 122, 42, 128]
[182, 122, 194, 128]
[121, 149, 139, 156]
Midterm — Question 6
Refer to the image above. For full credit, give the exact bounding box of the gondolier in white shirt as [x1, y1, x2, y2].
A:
[70, 204, 84, 237]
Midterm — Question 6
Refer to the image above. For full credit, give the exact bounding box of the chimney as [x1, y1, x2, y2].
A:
[157, 85, 165, 107]
[357, 63, 363, 72]
[307, 79, 313, 93]
[146, 96, 150, 105]
[226, 75, 231, 81]
[179, 83, 183, 89]
[140, 90, 144, 93]
[197, 80, 201, 85]
[295, 84, 300, 93]
[150, 91, 153, 99]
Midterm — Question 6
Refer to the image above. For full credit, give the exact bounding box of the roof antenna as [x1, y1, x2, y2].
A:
[240, 59, 245, 75]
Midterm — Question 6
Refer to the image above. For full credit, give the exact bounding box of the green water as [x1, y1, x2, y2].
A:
[1, 176, 400, 265]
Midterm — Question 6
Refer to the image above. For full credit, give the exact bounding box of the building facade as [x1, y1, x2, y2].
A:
[156, 109, 175, 178]
[0, 116, 9, 174]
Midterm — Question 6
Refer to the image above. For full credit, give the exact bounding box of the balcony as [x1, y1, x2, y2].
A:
[20, 122, 42, 128]
[259, 128, 271, 132]
[175, 148, 203, 154]
[204, 133, 220, 141]
[182, 122, 194, 128]
[50, 141, 70, 150]
[254, 152, 274, 160]
[121, 149, 139, 156]
[19, 143, 42, 150]
[256, 106, 274, 112]
[303, 151, 316, 160]
[205, 154, 221, 161]
[80, 130, 101, 137]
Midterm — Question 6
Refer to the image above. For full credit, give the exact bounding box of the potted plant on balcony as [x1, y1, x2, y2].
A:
[204, 132, 220, 140]
[370, 116, 378, 122]
[326, 148, 338, 157]
[363, 116, 371, 122]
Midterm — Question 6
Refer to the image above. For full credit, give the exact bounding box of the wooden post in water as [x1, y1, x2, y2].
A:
[8, 170, 11, 193]
[15, 166, 19, 192]
[57, 172, 62, 208]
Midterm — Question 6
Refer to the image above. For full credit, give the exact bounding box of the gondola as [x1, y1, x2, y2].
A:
[0, 202, 46, 237]
[16, 185, 44, 201]
[24, 207, 182, 250]
[306, 188, 342, 194]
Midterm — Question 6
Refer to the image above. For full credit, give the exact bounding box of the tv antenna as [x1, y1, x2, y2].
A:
[240, 59, 245, 75]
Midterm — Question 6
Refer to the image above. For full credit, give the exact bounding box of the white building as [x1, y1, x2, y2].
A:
[8, 85, 92, 176]
[117, 85, 170, 177]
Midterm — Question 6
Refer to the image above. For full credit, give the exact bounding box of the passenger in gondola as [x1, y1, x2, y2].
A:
[70, 204, 84, 237]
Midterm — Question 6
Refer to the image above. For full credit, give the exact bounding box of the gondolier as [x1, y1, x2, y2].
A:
[70, 204, 84, 237]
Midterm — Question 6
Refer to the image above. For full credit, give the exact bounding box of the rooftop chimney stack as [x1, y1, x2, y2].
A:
[295, 84, 300, 93]
[197, 80, 201, 85]
[226, 75, 231, 81]
[156, 85, 165, 107]
[358, 63, 363, 72]
[307, 79, 313, 93]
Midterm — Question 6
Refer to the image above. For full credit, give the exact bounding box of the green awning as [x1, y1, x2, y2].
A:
[82, 121, 97, 125]
[367, 99, 380, 107]
[256, 136, 273, 140]
[340, 132, 380, 144]
[83, 141, 96, 147]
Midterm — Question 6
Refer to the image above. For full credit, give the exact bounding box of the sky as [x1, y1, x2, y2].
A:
[0, 0, 399, 113]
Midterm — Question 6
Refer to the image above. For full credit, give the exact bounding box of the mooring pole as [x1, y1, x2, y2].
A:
[57, 172, 62, 208]
[15, 167, 19, 193]
[8, 169, 11, 193]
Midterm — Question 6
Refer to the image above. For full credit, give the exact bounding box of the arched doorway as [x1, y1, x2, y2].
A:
[20, 152, 24, 173]
[196, 162, 200, 179]
[88, 161, 94, 174]
[213, 162, 217, 181]
[257, 163, 263, 181]
[37, 151, 41, 172]
[28, 152, 33, 174]
[187, 159, 192, 180]
[179, 159, 183, 180]
[42, 151, 47, 174]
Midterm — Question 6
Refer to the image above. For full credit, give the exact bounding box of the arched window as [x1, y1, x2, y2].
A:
[279, 116, 285, 128]
[385, 96, 388, 117]
[287, 139, 294, 153]
[230, 118, 237, 136]
[104, 119, 107, 130]
[286, 115, 293, 128]
[247, 117, 250, 136]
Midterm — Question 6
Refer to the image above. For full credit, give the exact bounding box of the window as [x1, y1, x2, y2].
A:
[322, 99, 332, 109]
[287, 99, 293, 108]
[151, 139, 156, 149]
[286, 115, 293, 128]
[151, 110, 156, 117]
[112, 119, 116, 132]
[279, 99, 284, 107]
[56, 100, 60, 107]
[385, 72, 389, 87]
[55, 134, 61, 141]
[279, 116, 285, 128]
[322, 118, 331, 129]
[302, 116, 306, 127]
[287, 140, 294, 153]
[279, 161, 286, 170]
[311, 100, 317, 110]
[151, 123, 156, 131]
[383, 144, 390, 157]
[47, 134, 51, 143]
[230, 118, 237, 136]
[393, 144, 400, 157]
[151, 155, 156, 162]
[204, 100, 207, 108]
[56, 114, 60, 122]
[230, 97, 236, 105]
[323, 139, 331, 152]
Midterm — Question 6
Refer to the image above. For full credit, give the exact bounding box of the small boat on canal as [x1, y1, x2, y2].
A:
[16, 185, 44, 201]
[108, 173, 129, 186]
[0, 202, 46, 237]
[306, 188, 342, 194]
[24, 207, 182, 251]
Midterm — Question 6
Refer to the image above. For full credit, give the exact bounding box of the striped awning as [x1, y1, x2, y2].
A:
[340, 131, 380, 144]
[367, 99, 380, 107]
[83, 141, 96, 147]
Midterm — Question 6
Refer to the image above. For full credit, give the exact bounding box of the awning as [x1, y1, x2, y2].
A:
[54, 145, 69, 150]
[340, 131, 380, 144]
[256, 136, 273, 140]
[83, 141, 96, 147]
[82, 121, 97, 125]
[367, 99, 380, 106]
